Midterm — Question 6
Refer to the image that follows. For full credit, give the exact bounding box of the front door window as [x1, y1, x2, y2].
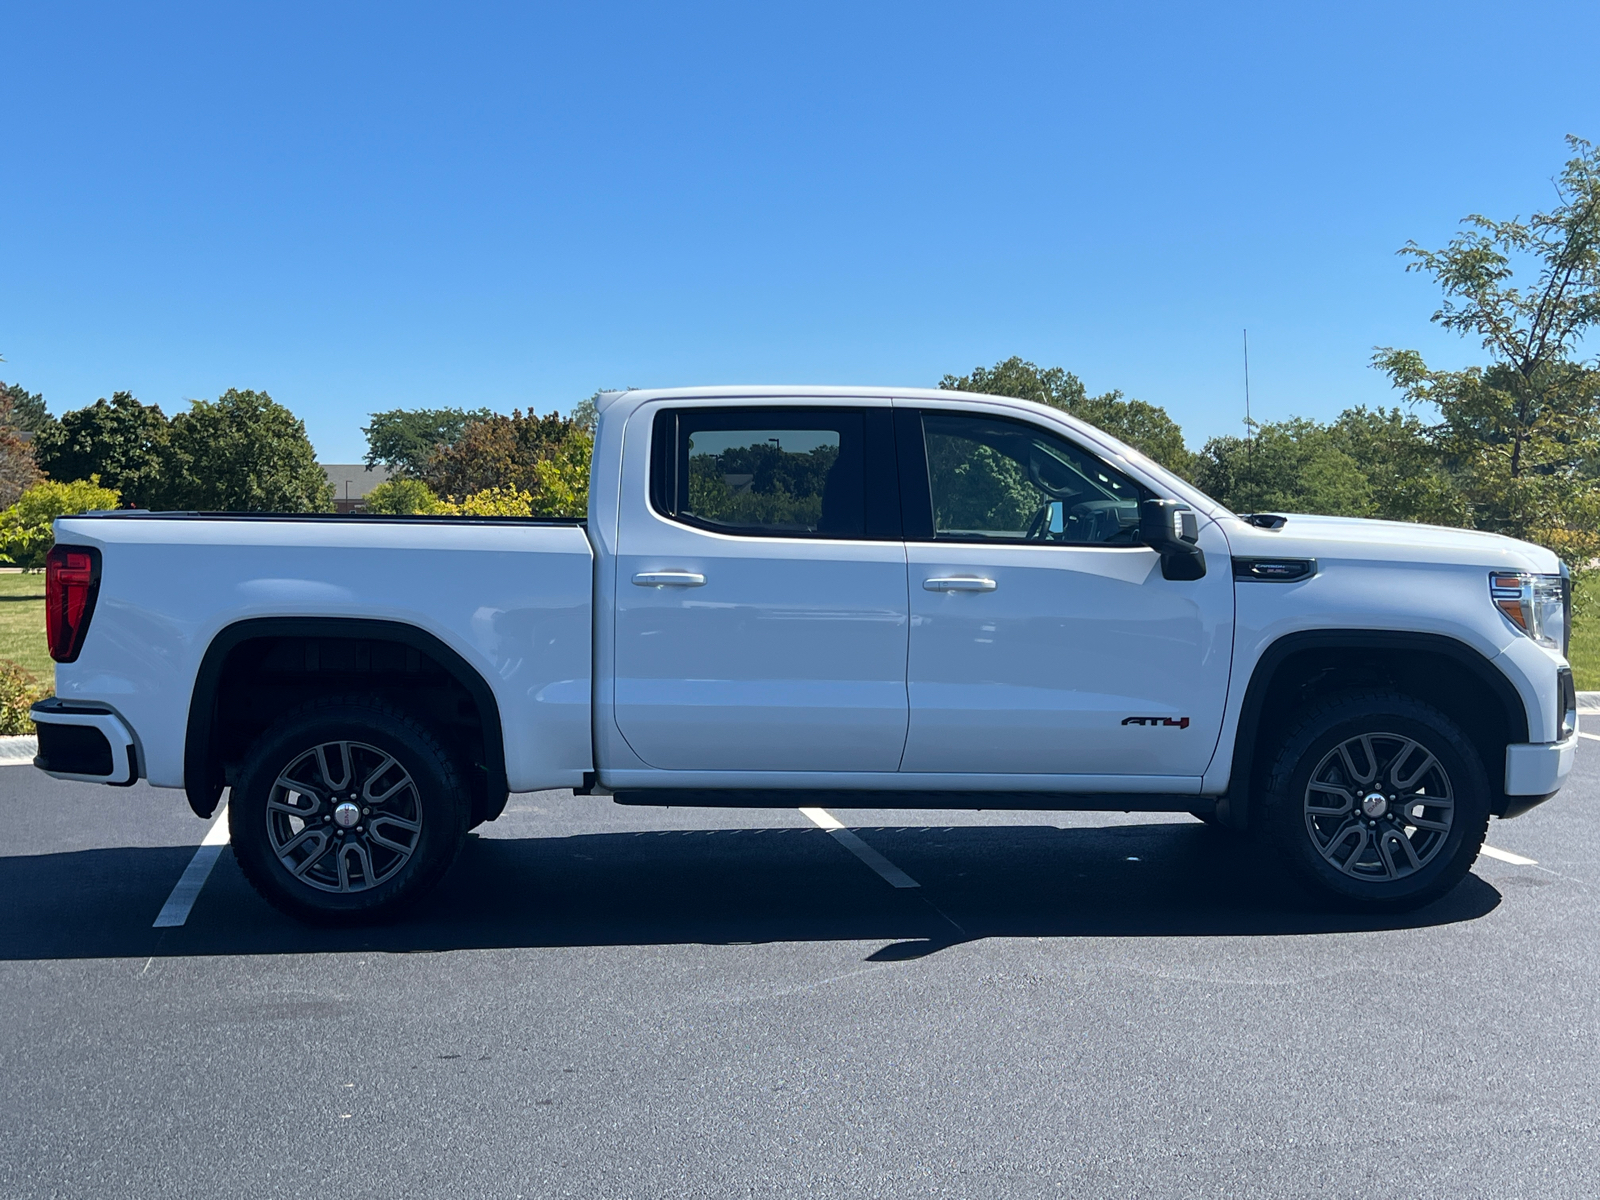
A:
[922, 412, 1146, 544]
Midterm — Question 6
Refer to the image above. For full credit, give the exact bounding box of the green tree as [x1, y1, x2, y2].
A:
[362, 478, 447, 514]
[164, 389, 334, 512]
[0, 382, 51, 434]
[571, 387, 635, 433]
[421, 409, 591, 514]
[1373, 134, 1600, 563]
[1327, 406, 1466, 525]
[1193, 418, 1374, 517]
[527, 433, 592, 516]
[940, 357, 1195, 477]
[1196, 419, 1382, 518]
[0, 477, 121, 568]
[363, 407, 496, 477]
[1188, 407, 1463, 522]
[570, 391, 601, 433]
[34, 391, 170, 509]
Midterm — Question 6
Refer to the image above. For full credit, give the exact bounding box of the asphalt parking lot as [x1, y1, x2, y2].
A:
[3, 747, 1598, 1199]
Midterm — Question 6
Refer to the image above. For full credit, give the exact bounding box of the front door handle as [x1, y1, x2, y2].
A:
[633, 571, 706, 588]
[923, 576, 997, 592]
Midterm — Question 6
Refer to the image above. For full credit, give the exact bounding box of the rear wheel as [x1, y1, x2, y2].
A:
[230, 698, 470, 924]
[1261, 691, 1490, 911]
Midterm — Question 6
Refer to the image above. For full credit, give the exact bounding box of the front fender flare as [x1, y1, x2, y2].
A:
[1217, 629, 1528, 831]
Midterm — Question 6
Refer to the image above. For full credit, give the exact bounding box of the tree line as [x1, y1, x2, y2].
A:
[356, 401, 597, 516]
[0, 374, 603, 564]
[0, 383, 332, 514]
[0, 384, 338, 565]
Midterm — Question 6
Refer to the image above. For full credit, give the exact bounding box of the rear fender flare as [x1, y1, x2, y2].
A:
[183, 617, 508, 821]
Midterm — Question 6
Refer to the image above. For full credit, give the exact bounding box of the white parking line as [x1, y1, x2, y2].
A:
[800, 807, 920, 889]
[1480, 844, 1539, 867]
[152, 805, 231, 928]
[1578, 732, 1600, 743]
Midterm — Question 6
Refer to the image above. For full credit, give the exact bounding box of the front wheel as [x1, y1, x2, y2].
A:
[1261, 691, 1490, 911]
[230, 698, 470, 924]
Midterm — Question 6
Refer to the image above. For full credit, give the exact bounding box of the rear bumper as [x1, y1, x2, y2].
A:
[30, 700, 138, 786]
[1500, 731, 1579, 818]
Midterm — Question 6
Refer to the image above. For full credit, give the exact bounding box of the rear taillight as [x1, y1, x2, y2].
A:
[46, 544, 101, 663]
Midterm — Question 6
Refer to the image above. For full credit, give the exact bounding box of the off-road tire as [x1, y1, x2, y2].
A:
[230, 697, 470, 925]
[1260, 690, 1490, 911]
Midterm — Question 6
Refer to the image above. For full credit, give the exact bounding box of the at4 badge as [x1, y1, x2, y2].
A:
[1122, 716, 1191, 728]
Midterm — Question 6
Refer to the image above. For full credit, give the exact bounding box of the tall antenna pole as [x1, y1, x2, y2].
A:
[1243, 328, 1252, 436]
[1243, 328, 1253, 483]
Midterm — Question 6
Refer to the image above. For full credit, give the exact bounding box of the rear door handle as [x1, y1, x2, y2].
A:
[633, 571, 706, 588]
[923, 576, 997, 592]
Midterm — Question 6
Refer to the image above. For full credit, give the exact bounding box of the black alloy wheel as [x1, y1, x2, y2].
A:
[1261, 691, 1491, 911]
[230, 698, 470, 924]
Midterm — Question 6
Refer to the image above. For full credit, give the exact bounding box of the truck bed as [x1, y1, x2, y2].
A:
[50, 512, 596, 794]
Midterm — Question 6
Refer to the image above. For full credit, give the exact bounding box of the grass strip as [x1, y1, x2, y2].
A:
[1570, 574, 1599, 692]
[0, 573, 52, 688]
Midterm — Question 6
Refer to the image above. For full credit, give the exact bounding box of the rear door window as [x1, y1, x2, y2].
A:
[650, 407, 899, 539]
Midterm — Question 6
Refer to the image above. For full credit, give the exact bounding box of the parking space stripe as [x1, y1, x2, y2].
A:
[1480, 844, 1538, 867]
[1578, 732, 1600, 743]
[152, 805, 230, 928]
[800, 807, 921, 889]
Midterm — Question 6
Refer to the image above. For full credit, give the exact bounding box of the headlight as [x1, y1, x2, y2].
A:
[1490, 570, 1570, 655]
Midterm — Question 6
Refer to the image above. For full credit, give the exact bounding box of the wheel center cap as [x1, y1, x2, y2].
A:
[333, 801, 361, 829]
[1361, 792, 1389, 818]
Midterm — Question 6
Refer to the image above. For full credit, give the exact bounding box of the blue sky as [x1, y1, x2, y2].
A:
[4, 1, 1598, 463]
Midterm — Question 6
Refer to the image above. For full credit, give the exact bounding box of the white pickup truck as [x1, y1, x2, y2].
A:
[32, 386, 1579, 921]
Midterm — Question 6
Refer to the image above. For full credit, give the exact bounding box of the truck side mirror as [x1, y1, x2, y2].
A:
[1140, 499, 1206, 581]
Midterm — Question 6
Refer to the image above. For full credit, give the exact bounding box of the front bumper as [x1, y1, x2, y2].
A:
[1501, 730, 1579, 818]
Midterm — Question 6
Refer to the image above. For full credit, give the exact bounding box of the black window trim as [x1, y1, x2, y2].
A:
[894, 408, 934, 541]
[897, 406, 1152, 548]
[648, 404, 902, 542]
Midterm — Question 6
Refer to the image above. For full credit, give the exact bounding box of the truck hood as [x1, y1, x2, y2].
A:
[1220, 512, 1562, 573]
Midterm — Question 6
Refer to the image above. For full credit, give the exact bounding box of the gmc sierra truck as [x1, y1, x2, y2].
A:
[31, 386, 1579, 921]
